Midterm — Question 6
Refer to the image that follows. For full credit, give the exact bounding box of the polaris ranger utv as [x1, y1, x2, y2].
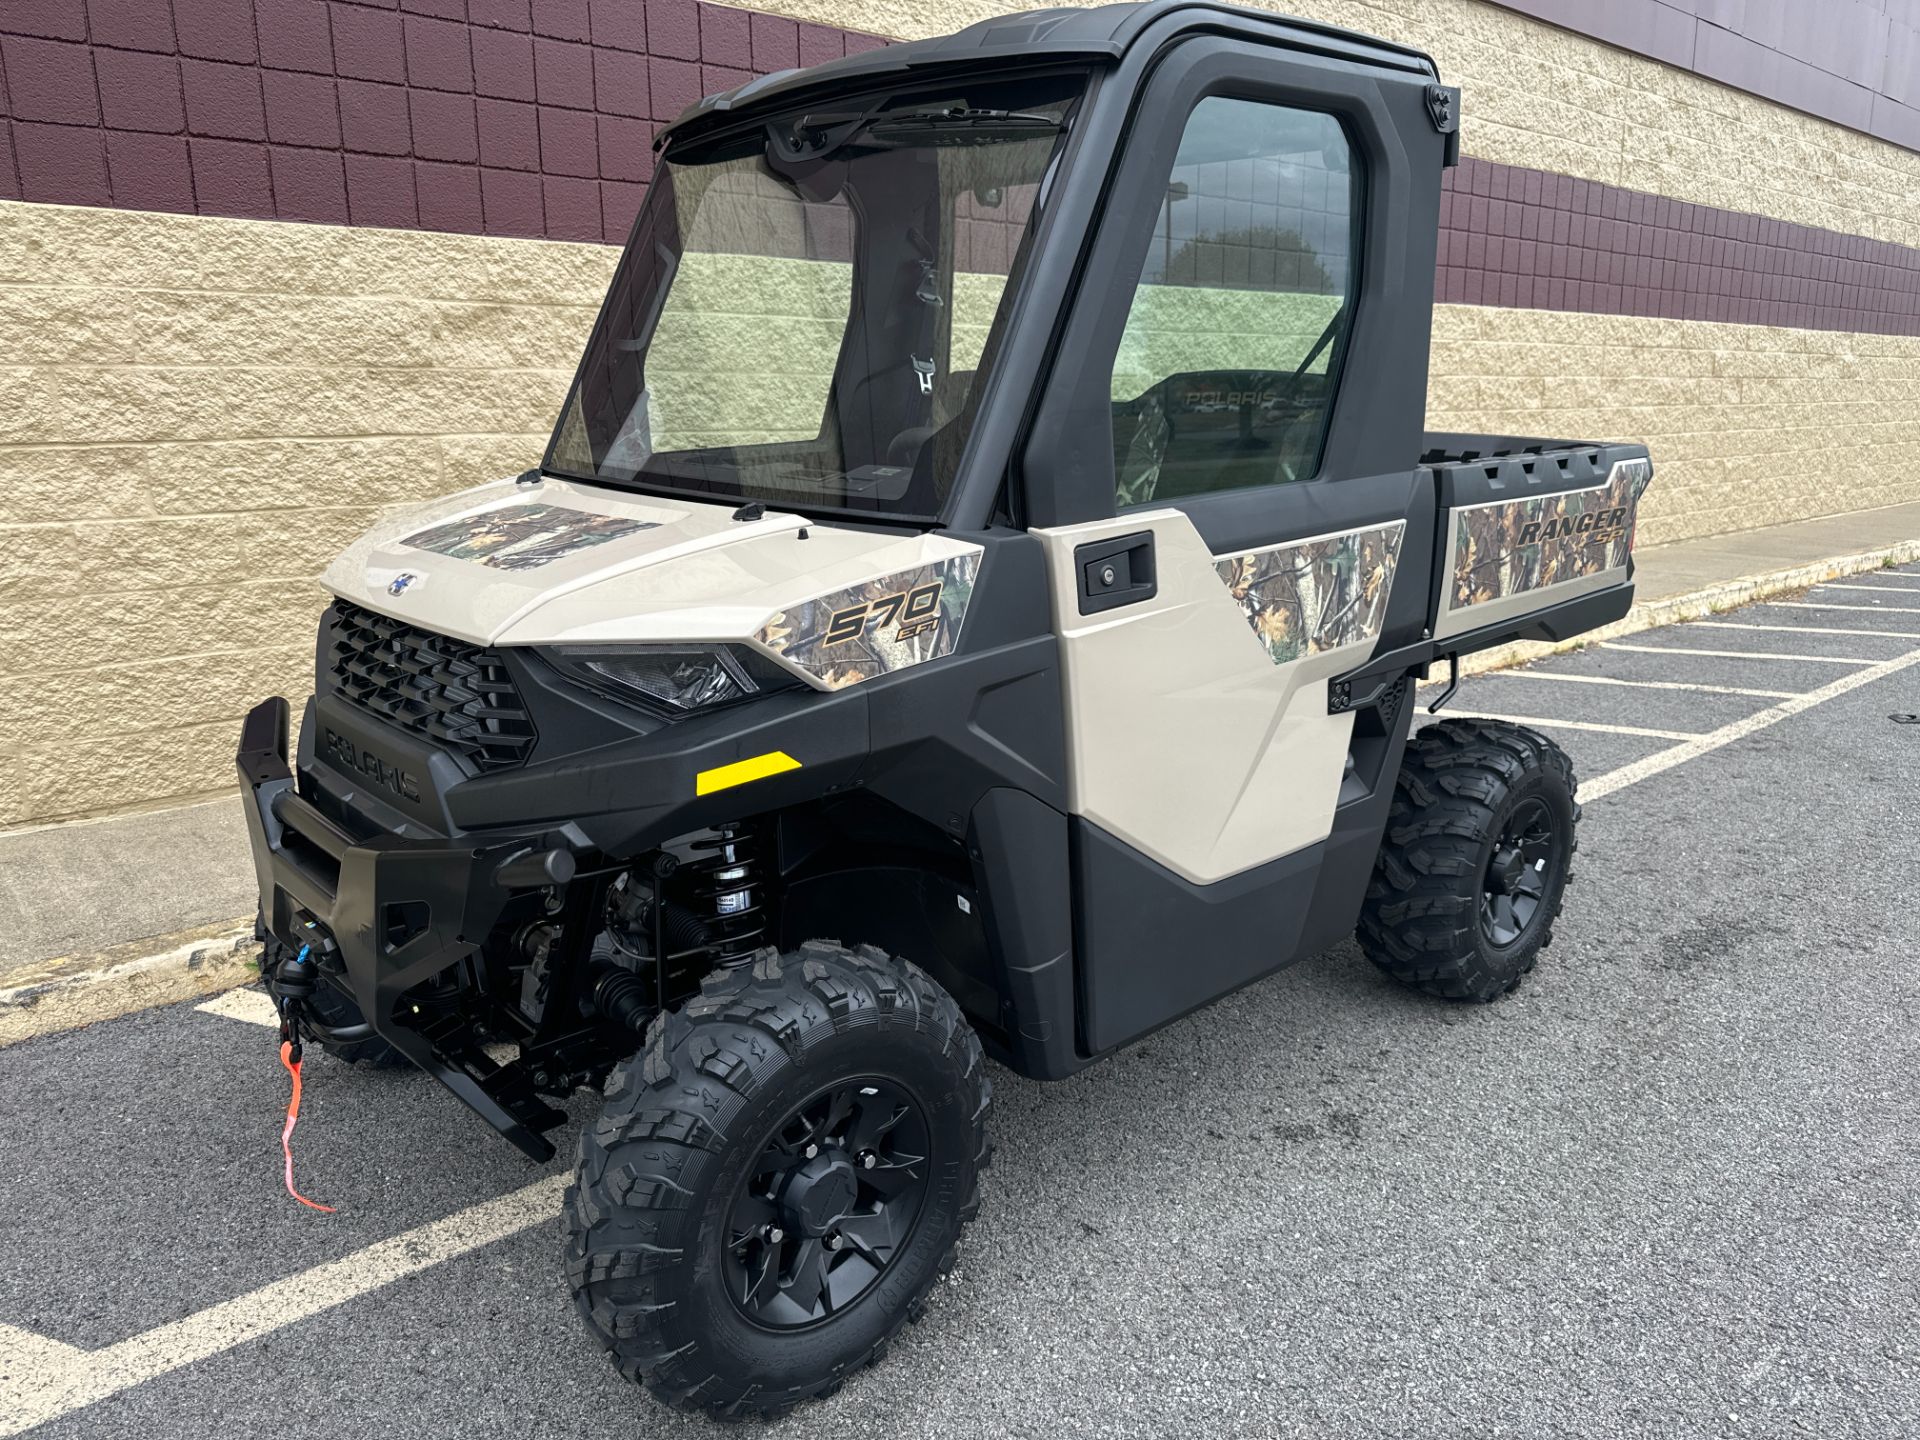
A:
[238, 0, 1651, 1418]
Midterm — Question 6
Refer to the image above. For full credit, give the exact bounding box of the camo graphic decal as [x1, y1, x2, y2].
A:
[1214, 522, 1404, 666]
[1450, 458, 1652, 610]
[401, 502, 659, 571]
[756, 551, 981, 689]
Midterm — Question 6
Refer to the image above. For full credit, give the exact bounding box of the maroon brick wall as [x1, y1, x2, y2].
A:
[0, 0, 885, 243]
[1438, 156, 1920, 337]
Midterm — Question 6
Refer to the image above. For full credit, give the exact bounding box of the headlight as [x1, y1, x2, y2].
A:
[546, 645, 797, 714]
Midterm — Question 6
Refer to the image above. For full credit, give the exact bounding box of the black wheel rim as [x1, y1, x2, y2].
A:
[723, 1076, 933, 1330]
[1480, 797, 1559, 950]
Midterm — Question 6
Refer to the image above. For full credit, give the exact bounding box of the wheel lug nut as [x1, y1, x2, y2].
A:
[825, 1232, 843, 1251]
[764, 1225, 784, 1244]
[858, 1151, 876, 1169]
[803, 1143, 819, 1159]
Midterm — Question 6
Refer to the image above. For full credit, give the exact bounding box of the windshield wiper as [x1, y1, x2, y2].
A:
[866, 106, 1062, 143]
[794, 105, 1062, 154]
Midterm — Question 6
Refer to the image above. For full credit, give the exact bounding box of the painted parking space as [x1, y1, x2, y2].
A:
[1411, 708, 1675, 779]
[0, 1000, 582, 1360]
[1526, 640, 1894, 694]
[1607, 626, 1912, 660]
[4, 564, 1920, 1438]
[193, 988, 280, 1029]
[1450, 672, 1787, 731]
[1423, 566, 1920, 808]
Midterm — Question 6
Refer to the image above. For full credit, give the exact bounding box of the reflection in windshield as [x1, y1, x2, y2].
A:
[546, 75, 1083, 523]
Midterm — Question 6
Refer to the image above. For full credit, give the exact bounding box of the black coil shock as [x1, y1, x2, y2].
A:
[683, 823, 765, 967]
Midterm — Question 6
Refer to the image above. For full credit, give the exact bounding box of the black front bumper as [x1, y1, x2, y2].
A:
[238, 696, 569, 1160]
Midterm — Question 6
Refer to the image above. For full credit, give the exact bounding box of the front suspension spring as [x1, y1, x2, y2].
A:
[682, 823, 765, 967]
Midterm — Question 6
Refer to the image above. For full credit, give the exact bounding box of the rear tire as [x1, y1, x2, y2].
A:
[565, 941, 991, 1420]
[1357, 718, 1579, 1002]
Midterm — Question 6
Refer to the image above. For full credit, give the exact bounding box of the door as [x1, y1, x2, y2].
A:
[1020, 38, 1450, 1050]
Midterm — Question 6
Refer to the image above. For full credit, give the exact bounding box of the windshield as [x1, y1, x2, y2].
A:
[545, 73, 1085, 523]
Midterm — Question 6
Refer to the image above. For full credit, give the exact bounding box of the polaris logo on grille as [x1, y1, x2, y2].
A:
[322, 727, 422, 802]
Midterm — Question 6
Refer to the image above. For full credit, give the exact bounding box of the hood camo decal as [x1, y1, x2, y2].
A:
[1215, 522, 1404, 666]
[1450, 458, 1651, 610]
[757, 552, 981, 690]
[401, 502, 660, 571]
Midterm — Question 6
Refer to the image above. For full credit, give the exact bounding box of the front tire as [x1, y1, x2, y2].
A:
[1358, 718, 1579, 1002]
[565, 941, 991, 1420]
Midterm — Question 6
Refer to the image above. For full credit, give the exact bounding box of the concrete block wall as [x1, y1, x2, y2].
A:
[1427, 307, 1920, 544]
[0, 201, 616, 826]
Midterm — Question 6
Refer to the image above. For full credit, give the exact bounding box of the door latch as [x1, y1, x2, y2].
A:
[1074, 532, 1156, 615]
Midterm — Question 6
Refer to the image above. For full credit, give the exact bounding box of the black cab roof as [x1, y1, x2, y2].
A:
[657, 1, 1440, 150]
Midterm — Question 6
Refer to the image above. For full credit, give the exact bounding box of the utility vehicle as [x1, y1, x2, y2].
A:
[239, 0, 1652, 1417]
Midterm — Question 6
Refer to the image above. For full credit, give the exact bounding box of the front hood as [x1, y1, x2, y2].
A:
[322, 476, 983, 685]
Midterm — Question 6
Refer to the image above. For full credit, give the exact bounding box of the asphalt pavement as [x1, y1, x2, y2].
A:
[3, 566, 1919, 1439]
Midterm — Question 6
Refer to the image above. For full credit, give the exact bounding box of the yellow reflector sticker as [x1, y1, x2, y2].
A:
[695, 750, 802, 796]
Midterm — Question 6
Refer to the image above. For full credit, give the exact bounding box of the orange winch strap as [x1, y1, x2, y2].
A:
[279, 1040, 335, 1214]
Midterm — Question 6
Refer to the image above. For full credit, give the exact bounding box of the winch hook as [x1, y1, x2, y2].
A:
[273, 941, 320, 1061]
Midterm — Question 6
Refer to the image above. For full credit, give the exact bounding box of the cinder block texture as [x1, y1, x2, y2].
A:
[0, 202, 617, 828]
[736, 0, 1920, 245]
[1485, 0, 1920, 157]
[1428, 304, 1920, 549]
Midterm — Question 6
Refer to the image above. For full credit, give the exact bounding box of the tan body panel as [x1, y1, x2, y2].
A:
[1037, 512, 1404, 886]
[321, 475, 983, 689]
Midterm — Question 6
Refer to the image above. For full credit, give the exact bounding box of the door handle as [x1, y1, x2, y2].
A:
[1076, 532, 1157, 615]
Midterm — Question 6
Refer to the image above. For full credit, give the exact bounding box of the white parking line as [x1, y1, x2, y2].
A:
[1436, 709, 1700, 741]
[1581, 644, 1920, 801]
[0, 1175, 569, 1438]
[1817, 581, 1920, 592]
[194, 988, 281, 1029]
[1773, 600, 1920, 614]
[1488, 671, 1798, 700]
[1689, 621, 1920, 641]
[1604, 642, 1882, 665]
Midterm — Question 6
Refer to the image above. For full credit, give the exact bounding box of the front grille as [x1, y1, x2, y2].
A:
[327, 601, 536, 773]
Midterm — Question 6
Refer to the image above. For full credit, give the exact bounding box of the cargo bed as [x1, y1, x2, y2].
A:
[1420, 431, 1654, 654]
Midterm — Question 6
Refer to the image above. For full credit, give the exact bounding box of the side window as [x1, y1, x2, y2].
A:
[1109, 98, 1358, 507]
